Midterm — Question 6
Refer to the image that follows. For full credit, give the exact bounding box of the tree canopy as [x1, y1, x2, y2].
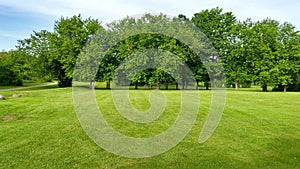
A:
[2, 8, 300, 92]
[17, 15, 102, 87]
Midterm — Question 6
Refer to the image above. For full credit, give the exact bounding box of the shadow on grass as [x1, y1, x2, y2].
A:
[20, 84, 60, 91]
[0, 84, 59, 92]
[93, 87, 211, 91]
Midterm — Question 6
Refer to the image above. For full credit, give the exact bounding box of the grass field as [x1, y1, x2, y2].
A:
[0, 84, 299, 168]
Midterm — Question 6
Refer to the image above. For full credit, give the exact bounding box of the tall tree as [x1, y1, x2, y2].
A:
[18, 15, 101, 87]
[50, 15, 101, 87]
[191, 7, 236, 89]
[252, 19, 280, 91]
[274, 22, 300, 92]
[17, 30, 54, 81]
[191, 7, 236, 58]
[225, 19, 256, 90]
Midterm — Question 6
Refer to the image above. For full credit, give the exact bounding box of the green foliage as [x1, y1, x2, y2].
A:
[17, 30, 54, 82]
[0, 51, 35, 86]
[192, 7, 236, 53]
[192, 8, 300, 92]
[0, 65, 22, 86]
[192, 8, 239, 89]
[18, 15, 102, 87]
[12, 9, 300, 91]
[78, 14, 211, 90]
[251, 19, 280, 91]
[274, 22, 300, 91]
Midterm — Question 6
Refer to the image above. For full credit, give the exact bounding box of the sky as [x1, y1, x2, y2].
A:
[0, 0, 300, 51]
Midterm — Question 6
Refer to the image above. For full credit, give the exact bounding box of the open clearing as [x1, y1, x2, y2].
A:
[0, 85, 299, 168]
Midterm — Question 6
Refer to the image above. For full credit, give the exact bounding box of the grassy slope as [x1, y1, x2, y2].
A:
[0, 86, 299, 168]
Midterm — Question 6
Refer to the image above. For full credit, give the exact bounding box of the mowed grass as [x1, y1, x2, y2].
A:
[0, 85, 299, 168]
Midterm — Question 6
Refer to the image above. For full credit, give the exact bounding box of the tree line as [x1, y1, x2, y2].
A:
[1, 7, 300, 92]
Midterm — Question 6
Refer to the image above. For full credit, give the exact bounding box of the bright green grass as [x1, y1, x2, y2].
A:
[0, 86, 299, 168]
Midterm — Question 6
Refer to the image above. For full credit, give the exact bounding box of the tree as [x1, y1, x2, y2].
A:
[225, 19, 256, 90]
[191, 7, 236, 57]
[17, 30, 54, 82]
[51, 15, 101, 87]
[252, 19, 280, 91]
[18, 15, 101, 87]
[273, 22, 300, 92]
[191, 7, 236, 89]
[76, 13, 222, 91]
[0, 51, 29, 86]
[8, 50, 36, 80]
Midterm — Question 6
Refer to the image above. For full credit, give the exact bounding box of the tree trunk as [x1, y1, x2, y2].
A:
[205, 82, 209, 90]
[90, 80, 95, 89]
[58, 77, 72, 87]
[235, 79, 239, 90]
[135, 81, 138, 89]
[156, 79, 161, 90]
[196, 81, 199, 90]
[185, 81, 188, 89]
[175, 82, 179, 90]
[181, 79, 185, 90]
[262, 84, 267, 92]
[165, 82, 168, 90]
[106, 80, 111, 89]
[57, 69, 72, 87]
[283, 85, 287, 92]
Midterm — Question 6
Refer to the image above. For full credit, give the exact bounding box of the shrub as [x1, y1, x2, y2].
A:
[0, 66, 23, 86]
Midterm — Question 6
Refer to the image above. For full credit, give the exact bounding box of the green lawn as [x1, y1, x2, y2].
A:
[0, 85, 299, 168]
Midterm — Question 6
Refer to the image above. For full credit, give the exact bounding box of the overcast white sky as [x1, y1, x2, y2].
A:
[0, 0, 300, 51]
